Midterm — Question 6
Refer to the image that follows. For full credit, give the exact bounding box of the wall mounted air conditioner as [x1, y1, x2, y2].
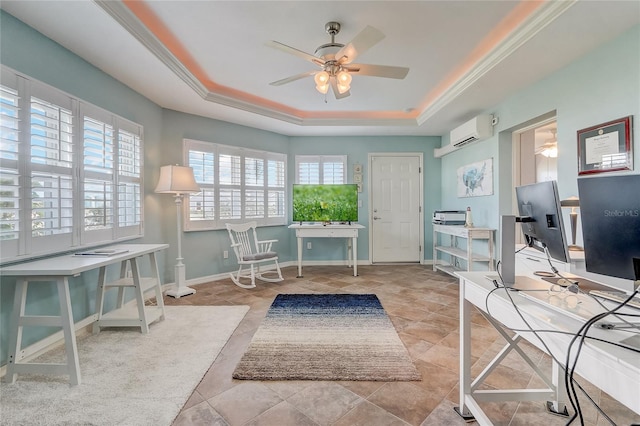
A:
[451, 114, 493, 147]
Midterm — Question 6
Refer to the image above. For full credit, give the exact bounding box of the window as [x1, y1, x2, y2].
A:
[184, 139, 286, 230]
[0, 66, 143, 263]
[295, 155, 346, 184]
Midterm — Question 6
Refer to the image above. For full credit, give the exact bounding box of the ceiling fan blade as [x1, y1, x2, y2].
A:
[269, 70, 317, 86]
[344, 63, 409, 79]
[266, 40, 325, 67]
[335, 25, 385, 64]
[330, 78, 351, 99]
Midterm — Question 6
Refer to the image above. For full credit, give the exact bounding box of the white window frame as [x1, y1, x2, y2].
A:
[0, 66, 144, 264]
[295, 155, 347, 184]
[183, 138, 286, 231]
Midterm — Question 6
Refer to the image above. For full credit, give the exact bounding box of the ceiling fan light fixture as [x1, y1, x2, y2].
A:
[336, 70, 352, 94]
[337, 70, 352, 85]
[314, 71, 330, 86]
[540, 145, 558, 158]
[316, 83, 329, 94]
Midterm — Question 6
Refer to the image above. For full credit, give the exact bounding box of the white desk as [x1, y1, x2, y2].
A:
[288, 223, 365, 277]
[457, 272, 640, 424]
[1, 243, 168, 385]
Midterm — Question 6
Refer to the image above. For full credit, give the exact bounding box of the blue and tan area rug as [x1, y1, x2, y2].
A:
[233, 294, 420, 381]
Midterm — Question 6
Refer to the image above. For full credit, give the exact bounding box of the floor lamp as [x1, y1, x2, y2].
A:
[155, 165, 201, 298]
[561, 196, 583, 251]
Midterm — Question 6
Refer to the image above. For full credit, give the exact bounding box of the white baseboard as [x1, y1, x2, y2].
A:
[180, 260, 370, 288]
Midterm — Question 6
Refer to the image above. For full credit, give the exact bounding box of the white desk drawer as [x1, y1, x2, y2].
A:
[295, 228, 358, 238]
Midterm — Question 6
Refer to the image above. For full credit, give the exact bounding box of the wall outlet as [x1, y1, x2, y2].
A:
[307, 242, 312, 250]
[223, 250, 228, 259]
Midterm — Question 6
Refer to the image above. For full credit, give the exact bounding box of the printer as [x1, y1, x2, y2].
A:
[433, 210, 466, 225]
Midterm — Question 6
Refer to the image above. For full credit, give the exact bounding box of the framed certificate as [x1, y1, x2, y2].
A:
[577, 116, 633, 175]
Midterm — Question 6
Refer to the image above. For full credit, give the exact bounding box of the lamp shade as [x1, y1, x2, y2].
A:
[560, 196, 580, 208]
[154, 165, 200, 194]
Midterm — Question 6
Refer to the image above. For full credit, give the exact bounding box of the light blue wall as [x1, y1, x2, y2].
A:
[157, 109, 291, 280]
[289, 136, 441, 261]
[0, 10, 165, 365]
[439, 25, 640, 257]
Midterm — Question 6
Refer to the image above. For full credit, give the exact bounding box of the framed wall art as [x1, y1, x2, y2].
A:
[457, 158, 493, 197]
[577, 116, 633, 175]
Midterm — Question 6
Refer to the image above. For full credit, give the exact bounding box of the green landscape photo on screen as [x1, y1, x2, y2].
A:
[292, 184, 358, 223]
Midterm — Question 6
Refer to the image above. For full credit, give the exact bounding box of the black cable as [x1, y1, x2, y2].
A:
[538, 247, 640, 424]
[484, 280, 639, 424]
[564, 294, 635, 425]
[564, 287, 640, 424]
[485, 249, 640, 423]
[566, 288, 640, 425]
[572, 379, 617, 426]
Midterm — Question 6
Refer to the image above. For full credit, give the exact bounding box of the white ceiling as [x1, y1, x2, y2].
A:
[2, 1, 639, 137]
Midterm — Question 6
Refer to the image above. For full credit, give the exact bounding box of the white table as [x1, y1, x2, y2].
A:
[1, 243, 168, 385]
[456, 272, 640, 424]
[288, 223, 365, 277]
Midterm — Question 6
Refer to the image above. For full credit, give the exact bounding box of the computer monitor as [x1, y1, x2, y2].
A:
[515, 180, 570, 264]
[578, 174, 640, 281]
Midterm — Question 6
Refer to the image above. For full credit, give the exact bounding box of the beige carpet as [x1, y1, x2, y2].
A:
[0, 305, 249, 426]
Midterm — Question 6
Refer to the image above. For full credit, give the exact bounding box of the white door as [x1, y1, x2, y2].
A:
[370, 154, 422, 262]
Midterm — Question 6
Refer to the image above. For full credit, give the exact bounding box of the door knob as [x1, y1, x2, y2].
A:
[373, 216, 381, 220]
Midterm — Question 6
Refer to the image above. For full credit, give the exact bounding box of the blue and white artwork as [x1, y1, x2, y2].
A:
[457, 158, 493, 197]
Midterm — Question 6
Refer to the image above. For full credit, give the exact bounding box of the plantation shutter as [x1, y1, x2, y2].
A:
[244, 156, 264, 218]
[0, 66, 145, 263]
[116, 126, 143, 238]
[219, 152, 242, 220]
[0, 80, 22, 258]
[187, 149, 215, 225]
[295, 155, 346, 184]
[82, 114, 115, 238]
[29, 86, 76, 255]
[184, 139, 286, 230]
[267, 158, 285, 219]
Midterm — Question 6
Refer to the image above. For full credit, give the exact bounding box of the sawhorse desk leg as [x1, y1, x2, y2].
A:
[93, 254, 165, 334]
[5, 277, 81, 385]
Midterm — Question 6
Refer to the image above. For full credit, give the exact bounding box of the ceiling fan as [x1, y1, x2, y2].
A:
[267, 21, 409, 99]
[535, 129, 558, 157]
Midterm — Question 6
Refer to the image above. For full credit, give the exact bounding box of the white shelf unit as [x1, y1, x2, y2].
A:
[433, 224, 495, 277]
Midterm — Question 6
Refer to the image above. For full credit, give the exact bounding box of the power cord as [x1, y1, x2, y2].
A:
[487, 249, 640, 423]
[484, 279, 638, 424]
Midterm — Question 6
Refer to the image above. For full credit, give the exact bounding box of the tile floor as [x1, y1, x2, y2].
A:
[164, 265, 639, 426]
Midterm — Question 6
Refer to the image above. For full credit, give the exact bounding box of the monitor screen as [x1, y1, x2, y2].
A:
[292, 184, 358, 223]
[515, 180, 570, 264]
[578, 174, 640, 280]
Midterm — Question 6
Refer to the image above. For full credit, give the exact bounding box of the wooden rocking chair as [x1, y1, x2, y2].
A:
[226, 221, 284, 288]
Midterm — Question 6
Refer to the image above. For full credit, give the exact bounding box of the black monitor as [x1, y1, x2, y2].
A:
[515, 180, 570, 264]
[578, 174, 640, 281]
